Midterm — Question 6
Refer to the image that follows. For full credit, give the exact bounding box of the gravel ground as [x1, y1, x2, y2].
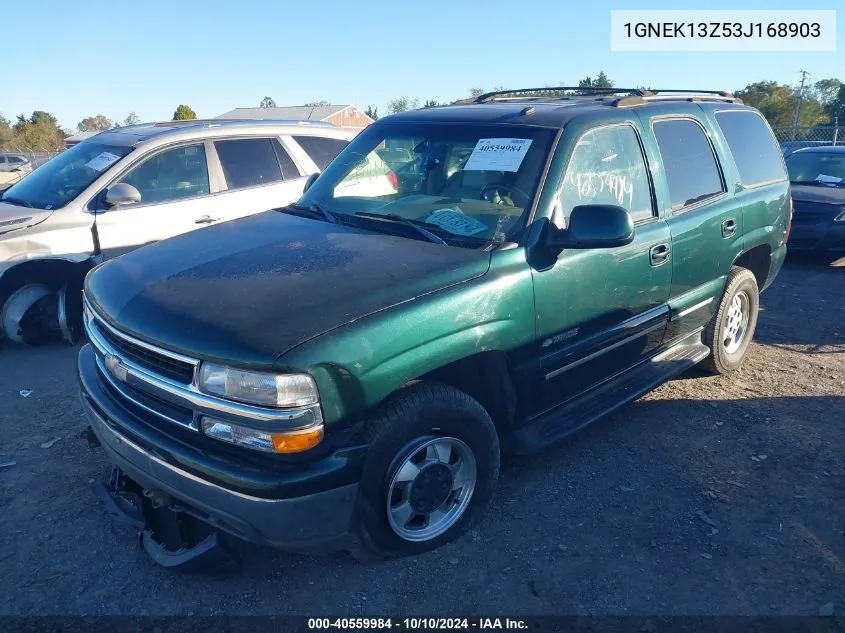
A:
[0, 256, 842, 617]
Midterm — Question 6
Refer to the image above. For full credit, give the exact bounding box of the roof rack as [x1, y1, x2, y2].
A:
[467, 87, 741, 107]
[471, 87, 648, 103]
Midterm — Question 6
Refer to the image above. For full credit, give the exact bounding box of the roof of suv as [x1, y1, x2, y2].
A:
[380, 88, 749, 129]
[87, 118, 351, 148]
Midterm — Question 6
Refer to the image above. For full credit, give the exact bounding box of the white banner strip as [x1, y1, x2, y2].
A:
[610, 10, 836, 52]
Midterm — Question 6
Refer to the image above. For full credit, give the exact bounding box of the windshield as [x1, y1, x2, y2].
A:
[1, 141, 133, 209]
[298, 122, 557, 245]
[786, 151, 845, 187]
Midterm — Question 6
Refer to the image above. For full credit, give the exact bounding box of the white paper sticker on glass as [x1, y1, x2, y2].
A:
[84, 152, 122, 172]
[426, 208, 487, 236]
[463, 138, 533, 172]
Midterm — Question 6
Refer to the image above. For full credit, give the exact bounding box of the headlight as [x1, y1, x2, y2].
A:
[835, 210, 845, 221]
[197, 363, 319, 408]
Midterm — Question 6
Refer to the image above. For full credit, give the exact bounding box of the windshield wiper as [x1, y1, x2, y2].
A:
[355, 212, 446, 245]
[0, 196, 34, 208]
[281, 202, 340, 224]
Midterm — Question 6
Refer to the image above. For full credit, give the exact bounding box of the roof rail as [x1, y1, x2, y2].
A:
[471, 86, 650, 103]
[614, 90, 741, 107]
[465, 87, 741, 107]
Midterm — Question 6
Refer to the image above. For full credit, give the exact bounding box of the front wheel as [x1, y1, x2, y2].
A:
[701, 267, 760, 375]
[350, 382, 500, 561]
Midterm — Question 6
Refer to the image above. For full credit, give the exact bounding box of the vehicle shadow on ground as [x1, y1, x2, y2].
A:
[201, 394, 845, 616]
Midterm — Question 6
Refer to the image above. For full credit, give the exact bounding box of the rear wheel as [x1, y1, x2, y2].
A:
[701, 267, 759, 375]
[350, 382, 500, 561]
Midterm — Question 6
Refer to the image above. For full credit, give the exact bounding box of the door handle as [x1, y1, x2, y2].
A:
[195, 215, 219, 224]
[649, 243, 671, 266]
[721, 218, 737, 238]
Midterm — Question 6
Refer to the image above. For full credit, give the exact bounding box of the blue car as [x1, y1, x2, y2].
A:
[785, 146, 845, 261]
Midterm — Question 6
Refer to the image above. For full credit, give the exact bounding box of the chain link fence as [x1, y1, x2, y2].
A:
[0, 148, 62, 167]
[772, 125, 842, 156]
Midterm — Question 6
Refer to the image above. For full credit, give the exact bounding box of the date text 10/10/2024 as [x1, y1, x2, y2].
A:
[307, 618, 528, 630]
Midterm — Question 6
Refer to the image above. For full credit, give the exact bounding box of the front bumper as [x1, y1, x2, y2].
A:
[78, 344, 361, 553]
[788, 220, 845, 254]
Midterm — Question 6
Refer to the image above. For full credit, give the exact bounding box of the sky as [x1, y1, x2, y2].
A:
[2, 0, 842, 131]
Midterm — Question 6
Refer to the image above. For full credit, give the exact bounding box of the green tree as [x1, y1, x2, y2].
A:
[304, 100, 330, 107]
[0, 113, 13, 150]
[260, 96, 276, 108]
[735, 81, 828, 128]
[813, 79, 841, 106]
[578, 71, 614, 94]
[364, 105, 378, 120]
[12, 110, 65, 150]
[387, 97, 419, 114]
[172, 104, 197, 120]
[77, 114, 113, 132]
[123, 112, 140, 126]
[827, 84, 845, 122]
[423, 99, 438, 108]
[468, 88, 485, 98]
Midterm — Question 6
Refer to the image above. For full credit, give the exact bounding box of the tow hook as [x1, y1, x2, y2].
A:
[92, 466, 241, 574]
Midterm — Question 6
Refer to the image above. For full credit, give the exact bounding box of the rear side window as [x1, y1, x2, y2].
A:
[293, 135, 348, 170]
[214, 138, 283, 189]
[8, 156, 24, 164]
[715, 111, 786, 186]
[653, 119, 724, 211]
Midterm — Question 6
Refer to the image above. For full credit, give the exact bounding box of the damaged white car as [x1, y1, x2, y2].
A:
[0, 119, 354, 345]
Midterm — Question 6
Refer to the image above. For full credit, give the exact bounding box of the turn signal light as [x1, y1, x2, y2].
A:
[200, 416, 323, 454]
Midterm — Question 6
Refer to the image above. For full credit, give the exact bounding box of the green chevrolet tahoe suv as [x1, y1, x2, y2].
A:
[77, 88, 791, 568]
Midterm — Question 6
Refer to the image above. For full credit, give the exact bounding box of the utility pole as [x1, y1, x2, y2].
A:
[791, 70, 809, 142]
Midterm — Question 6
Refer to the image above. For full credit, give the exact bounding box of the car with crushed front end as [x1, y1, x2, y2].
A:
[0, 119, 354, 346]
[77, 87, 791, 570]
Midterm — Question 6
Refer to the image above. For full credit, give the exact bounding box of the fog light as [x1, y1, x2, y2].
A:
[200, 417, 323, 454]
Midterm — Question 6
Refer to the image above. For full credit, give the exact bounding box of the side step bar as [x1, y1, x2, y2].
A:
[512, 333, 710, 454]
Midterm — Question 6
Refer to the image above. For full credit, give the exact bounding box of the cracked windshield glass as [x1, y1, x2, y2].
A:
[298, 123, 556, 244]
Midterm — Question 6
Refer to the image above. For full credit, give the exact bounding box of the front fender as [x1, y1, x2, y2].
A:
[278, 249, 536, 425]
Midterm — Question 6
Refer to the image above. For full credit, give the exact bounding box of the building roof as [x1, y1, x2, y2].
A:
[216, 105, 352, 121]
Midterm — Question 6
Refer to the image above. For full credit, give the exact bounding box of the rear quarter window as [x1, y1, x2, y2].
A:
[294, 135, 348, 170]
[715, 110, 786, 187]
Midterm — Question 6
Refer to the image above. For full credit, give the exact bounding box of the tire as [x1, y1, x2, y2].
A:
[349, 381, 500, 561]
[701, 267, 760, 375]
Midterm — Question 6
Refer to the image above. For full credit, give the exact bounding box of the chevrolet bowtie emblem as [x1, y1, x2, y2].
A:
[104, 354, 128, 382]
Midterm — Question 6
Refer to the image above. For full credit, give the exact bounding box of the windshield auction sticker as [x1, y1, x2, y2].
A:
[84, 152, 122, 172]
[463, 138, 533, 172]
[426, 208, 487, 236]
[610, 10, 835, 51]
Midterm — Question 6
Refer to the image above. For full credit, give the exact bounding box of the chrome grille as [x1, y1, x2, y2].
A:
[94, 322, 195, 384]
[82, 296, 320, 435]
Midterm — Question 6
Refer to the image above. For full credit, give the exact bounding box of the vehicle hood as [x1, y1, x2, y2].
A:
[0, 202, 53, 237]
[790, 184, 845, 206]
[85, 211, 491, 367]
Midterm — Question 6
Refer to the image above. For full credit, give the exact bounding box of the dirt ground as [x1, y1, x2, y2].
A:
[0, 256, 842, 617]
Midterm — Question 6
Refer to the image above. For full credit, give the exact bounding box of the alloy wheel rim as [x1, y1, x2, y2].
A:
[722, 290, 750, 354]
[386, 436, 477, 542]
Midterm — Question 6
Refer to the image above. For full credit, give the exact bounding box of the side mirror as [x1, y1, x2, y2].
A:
[303, 172, 319, 193]
[547, 204, 634, 250]
[104, 183, 141, 209]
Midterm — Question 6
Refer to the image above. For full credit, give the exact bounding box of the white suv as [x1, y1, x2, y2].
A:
[0, 119, 354, 345]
